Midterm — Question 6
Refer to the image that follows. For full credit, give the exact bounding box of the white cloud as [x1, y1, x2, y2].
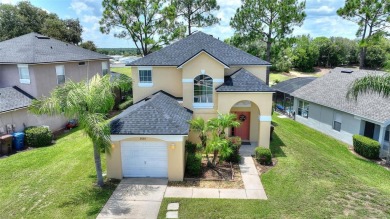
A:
[307, 5, 335, 14]
[70, 1, 93, 15]
[82, 15, 100, 23]
[0, 0, 21, 4]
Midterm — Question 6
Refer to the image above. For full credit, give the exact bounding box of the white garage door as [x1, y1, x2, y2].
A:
[121, 141, 168, 178]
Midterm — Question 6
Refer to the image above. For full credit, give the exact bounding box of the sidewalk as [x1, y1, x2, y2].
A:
[164, 142, 267, 200]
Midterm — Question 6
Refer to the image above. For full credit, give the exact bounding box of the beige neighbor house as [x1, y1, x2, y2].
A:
[107, 32, 275, 181]
[0, 33, 110, 134]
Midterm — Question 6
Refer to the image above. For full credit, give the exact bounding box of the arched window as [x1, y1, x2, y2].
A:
[194, 75, 213, 104]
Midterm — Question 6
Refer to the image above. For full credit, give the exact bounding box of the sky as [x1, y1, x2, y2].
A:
[0, 0, 359, 48]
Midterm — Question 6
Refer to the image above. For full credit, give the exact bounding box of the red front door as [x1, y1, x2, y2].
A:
[232, 112, 250, 140]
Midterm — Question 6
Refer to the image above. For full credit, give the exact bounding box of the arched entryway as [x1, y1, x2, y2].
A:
[229, 100, 260, 142]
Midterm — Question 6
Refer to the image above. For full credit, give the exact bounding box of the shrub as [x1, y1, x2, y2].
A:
[221, 137, 242, 163]
[352, 135, 380, 159]
[186, 153, 202, 176]
[185, 141, 198, 154]
[255, 147, 272, 165]
[118, 98, 133, 110]
[25, 126, 53, 147]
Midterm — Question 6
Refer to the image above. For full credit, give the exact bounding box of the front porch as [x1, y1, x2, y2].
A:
[360, 120, 390, 158]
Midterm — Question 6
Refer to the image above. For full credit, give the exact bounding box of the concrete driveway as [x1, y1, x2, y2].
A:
[97, 178, 168, 219]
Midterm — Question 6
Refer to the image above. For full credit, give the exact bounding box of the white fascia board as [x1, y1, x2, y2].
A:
[110, 135, 187, 142]
[177, 51, 229, 69]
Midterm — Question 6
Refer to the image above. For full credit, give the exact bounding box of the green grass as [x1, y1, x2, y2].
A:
[0, 128, 117, 218]
[270, 73, 291, 84]
[158, 114, 390, 218]
[111, 67, 132, 77]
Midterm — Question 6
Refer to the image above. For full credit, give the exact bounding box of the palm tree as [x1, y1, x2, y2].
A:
[29, 74, 130, 187]
[208, 113, 240, 165]
[189, 117, 211, 163]
[348, 73, 390, 162]
[209, 113, 241, 138]
[206, 133, 231, 166]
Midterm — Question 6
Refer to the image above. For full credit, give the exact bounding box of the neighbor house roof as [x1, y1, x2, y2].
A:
[0, 33, 109, 64]
[272, 77, 317, 94]
[110, 91, 193, 135]
[0, 86, 34, 113]
[216, 68, 274, 92]
[292, 67, 390, 124]
[129, 31, 270, 67]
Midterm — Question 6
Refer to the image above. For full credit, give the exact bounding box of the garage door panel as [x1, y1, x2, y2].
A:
[121, 141, 168, 178]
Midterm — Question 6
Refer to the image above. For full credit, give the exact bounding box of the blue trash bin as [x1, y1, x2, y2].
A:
[12, 132, 25, 151]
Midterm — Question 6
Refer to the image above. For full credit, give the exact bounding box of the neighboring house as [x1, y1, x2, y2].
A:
[107, 31, 274, 181]
[272, 77, 317, 116]
[291, 68, 390, 158]
[0, 33, 110, 133]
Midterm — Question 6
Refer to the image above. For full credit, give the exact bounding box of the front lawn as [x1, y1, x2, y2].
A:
[111, 67, 131, 77]
[158, 114, 390, 218]
[0, 128, 117, 218]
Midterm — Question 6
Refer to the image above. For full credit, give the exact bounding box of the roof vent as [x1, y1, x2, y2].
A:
[36, 36, 50, 39]
[341, 70, 353, 74]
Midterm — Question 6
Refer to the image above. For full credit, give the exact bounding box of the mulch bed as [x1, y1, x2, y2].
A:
[168, 158, 244, 189]
[252, 156, 278, 175]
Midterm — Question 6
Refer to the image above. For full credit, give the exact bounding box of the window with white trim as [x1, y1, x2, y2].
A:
[333, 112, 342, 132]
[102, 62, 108, 76]
[18, 64, 30, 84]
[193, 75, 213, 108]
[55, 65, 65, 84]
[138, 67, 153, 87]
[297, 100, 309, 118]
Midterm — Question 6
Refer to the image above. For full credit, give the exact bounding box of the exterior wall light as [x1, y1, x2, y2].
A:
[170, 143, 176, 150]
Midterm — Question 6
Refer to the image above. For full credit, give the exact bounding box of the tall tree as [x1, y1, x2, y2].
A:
[337, 0, 390, 69]
[172, 0, 220, 35]
[230, 0, 306, 84]
[292, 35, 319, 72]
[80, 41, 98, 52]
[100, 0, 185, 56]
[0, 2, 83, 44]
[29, 75, 131, 187]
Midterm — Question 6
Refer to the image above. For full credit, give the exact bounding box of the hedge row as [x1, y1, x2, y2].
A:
[255, 147, 272, 165]
[25, 126, 53, 147]
[352, 134, 380, 159]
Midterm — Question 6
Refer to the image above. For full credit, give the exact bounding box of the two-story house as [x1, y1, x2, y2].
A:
[107, 32, 274, 181]
[0, 33, 110, 134]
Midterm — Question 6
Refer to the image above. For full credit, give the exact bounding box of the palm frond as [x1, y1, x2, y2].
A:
[347, 74, 390, 100]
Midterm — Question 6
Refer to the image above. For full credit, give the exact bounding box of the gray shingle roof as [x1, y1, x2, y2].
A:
[291, 67, 390, 123]
[0, 33, 110, 64]
[272, 77, 317, 94]
[0, 86, 33, 113]
[216, 68, 274, 92]
[111, 91, 193, 135]
[129, 31, 270, 67]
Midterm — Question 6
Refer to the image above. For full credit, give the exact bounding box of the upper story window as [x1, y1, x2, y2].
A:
[17, 64, 30, 84]
[55, 65, 65, 84]
[193, 74, 213, 108]
[297, 100, 309, 118]
[138, 67, 153, 87]
[333, 112, 342, 132]
[102, 62, 108, 76]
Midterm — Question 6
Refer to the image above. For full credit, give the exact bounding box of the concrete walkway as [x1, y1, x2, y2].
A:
[165, 142, 267, 200]
[97, 178, 167, 219]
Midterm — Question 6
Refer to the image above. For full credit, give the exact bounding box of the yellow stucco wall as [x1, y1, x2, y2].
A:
[231, 104, 260, 142]
[218, 93, 273, 148]
[132, 66, 183, 102]
[106, 137, 186, 181]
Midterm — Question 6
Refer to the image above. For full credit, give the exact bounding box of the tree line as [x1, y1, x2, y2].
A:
[0, 1, 96, 50]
